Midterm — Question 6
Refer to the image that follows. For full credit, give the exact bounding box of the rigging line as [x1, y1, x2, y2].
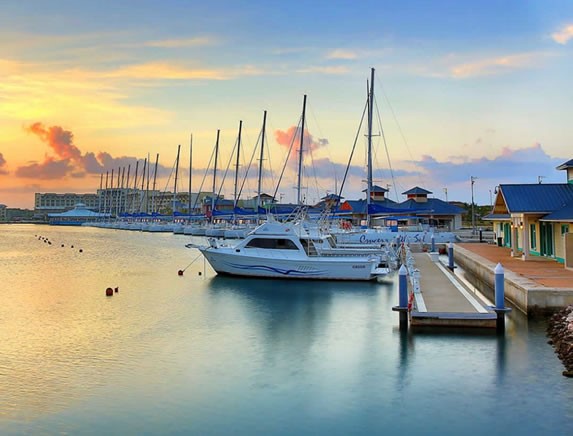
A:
[214, 134, 239, 209]
[191, 140, 216, 211]
[307, 101, 338, 192]
[337, 96, 368, 200]
[240, 129, 255, 201]
[272, 114, 302, 204]
[374, 91, 399, 202]
[376, 77, 419, 198]
[237, 128, 263, 204]
[264, 128, 276, 196]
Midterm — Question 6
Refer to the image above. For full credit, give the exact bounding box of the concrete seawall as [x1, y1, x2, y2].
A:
[454, 245, 573, 315]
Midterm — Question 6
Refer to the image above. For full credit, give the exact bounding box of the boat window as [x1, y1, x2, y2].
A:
[244, 238, 299, 250]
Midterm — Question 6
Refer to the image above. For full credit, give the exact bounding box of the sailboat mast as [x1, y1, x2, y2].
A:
[367, 68, 375, 223]
[297, 94, 307, 205]
[188, 134, 193, 216]
[256, 110, 267, 210]
[146, 153, 151, 214]
[98, 173, 103, 214]
[151, 153, 159, 213]
[234, 120, 242, 209]
[211, 130, 220, 220]
[173, 144, 181, 216]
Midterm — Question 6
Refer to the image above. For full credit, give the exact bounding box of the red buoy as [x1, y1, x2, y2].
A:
[105, 287, 113, 296]
[178, 270, 184, 276]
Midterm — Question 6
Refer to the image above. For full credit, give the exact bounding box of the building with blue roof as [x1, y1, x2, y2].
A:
[339, 185, 464, 231]
[485, 159, 573, 264]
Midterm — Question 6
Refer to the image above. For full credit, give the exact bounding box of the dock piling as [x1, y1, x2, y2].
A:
[392, 264, 409, 329]
[493, 263, 512, 332]
[448, 242, 455, 271]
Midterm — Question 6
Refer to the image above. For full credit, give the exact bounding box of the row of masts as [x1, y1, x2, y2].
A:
[96, 67, 377, 220]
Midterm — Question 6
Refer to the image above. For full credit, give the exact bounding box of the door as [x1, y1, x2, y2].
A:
[503, 223, 511, 247]
[540, 222, 554, 256]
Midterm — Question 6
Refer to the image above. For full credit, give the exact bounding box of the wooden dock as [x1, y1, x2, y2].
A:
[408, 252, 498, 328]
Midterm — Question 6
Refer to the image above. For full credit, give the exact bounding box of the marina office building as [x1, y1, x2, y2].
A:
[485, 159, 573, 267]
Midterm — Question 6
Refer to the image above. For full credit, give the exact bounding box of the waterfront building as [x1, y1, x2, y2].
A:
[485, 159, 573, 265]
[47, 203, 110, 225]
[35, 192, 99, 216]
[339, 185, 464, 230]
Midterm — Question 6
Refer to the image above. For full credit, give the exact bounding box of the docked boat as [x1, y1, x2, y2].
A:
[187, 219, 392, 280]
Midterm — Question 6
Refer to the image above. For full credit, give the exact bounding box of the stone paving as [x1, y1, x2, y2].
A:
[457, 243, 573, 289]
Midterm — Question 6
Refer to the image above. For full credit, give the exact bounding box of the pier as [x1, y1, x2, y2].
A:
[408, 252, 498, 328]
[393, 244, 505, 329]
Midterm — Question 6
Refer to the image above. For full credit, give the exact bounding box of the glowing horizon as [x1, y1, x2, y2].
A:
[1, 1, 572, 209]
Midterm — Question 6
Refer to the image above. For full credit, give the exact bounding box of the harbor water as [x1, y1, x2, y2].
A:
[1, 224, 572, 435]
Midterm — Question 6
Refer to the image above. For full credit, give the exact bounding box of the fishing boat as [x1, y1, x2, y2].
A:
[187, 218, 392, 281]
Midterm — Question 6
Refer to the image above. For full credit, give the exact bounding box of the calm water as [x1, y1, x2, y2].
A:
[0, 224, 571, 435]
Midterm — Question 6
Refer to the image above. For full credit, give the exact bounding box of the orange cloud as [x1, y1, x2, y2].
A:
[0, 152, 8, 174]
[25, 122, 82, 162]
[17, 122, 172, 182]
[15, 157, 73, 179]
[274, 126, 328, 152]
[273, 126, 329, 173]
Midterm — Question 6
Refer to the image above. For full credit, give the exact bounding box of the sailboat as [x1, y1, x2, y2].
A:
[330, 68, 458, 246]
[187, 90, 395, 280]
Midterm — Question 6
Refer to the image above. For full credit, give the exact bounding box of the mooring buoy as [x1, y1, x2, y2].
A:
[105, 287, 113, 296]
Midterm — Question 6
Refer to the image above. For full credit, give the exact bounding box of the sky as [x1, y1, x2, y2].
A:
[1, 0, 572, 209]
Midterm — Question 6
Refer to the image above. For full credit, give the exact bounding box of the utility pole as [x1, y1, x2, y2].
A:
[443, 187, 448, 202]
[471, 176, 477, 235]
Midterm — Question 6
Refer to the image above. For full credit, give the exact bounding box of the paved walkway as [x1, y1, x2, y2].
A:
[457, 243, 573, 289]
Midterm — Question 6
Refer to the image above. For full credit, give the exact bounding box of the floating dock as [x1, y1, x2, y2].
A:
[408, 252, 498, 328]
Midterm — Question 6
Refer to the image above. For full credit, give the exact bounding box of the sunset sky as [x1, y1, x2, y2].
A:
[1, 0, 572, 209]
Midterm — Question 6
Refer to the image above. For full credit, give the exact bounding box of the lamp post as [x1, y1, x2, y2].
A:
[471, 176, 477, 235]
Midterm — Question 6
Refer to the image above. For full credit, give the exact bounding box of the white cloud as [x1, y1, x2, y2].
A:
[295, 65, 349, 75]
[144, 37, 216, 48]
[551, 24, 573, 45]
[325, 49, 358, 60]
[449, 52, 553, 78]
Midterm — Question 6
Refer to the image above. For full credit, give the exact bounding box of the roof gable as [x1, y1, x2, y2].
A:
[397, 198, 464, 215]
[402, 186, 432, 195]
[556, 159, 573, 170]
[500, 184, 573, 213]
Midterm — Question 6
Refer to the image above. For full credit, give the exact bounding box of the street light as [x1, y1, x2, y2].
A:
[471, 176, 478, 235]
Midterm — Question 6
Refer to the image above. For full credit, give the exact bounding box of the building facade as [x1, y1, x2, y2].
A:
[485, 159, 573, 265]
[35, 193, 99, 215]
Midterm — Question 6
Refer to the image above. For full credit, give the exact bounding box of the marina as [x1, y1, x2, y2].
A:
[1, 224, 572, 435]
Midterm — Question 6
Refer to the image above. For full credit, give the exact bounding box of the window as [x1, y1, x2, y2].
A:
[562, 224, 570, 235]
[530, 224, 536, 250]
[245, 238, 298, 250]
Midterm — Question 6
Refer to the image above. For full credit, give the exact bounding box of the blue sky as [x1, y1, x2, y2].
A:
[0, 0, 572, 208]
